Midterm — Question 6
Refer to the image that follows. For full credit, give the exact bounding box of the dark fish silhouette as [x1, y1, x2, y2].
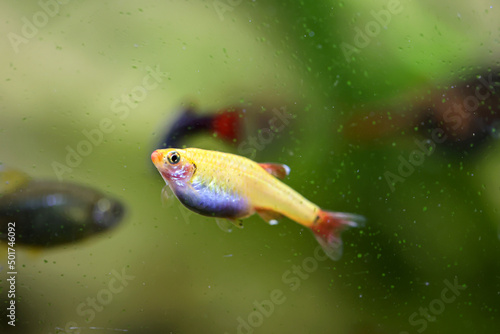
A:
[345, 69, 500, 153]
[0, 168, 125, 247]
[159, 107, 242, 149]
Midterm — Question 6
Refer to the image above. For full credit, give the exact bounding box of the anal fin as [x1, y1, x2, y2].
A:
[216, 218, 243, 233]
[256, 208, 283, 226]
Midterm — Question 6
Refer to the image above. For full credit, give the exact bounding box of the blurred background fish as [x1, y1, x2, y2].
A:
[153, 102, 291, 159]
[344, 68, 500, 154]
[157, 105, 243, 149]
[0, 168, 125, 248]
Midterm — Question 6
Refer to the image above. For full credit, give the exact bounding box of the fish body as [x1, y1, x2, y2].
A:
[344, 68, 500, 153]
[0, 169, 125, 247]
[151, 148, 364, 260]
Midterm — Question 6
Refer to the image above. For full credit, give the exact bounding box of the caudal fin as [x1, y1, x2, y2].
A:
[211, 108, 242, 143]
[311, 210, 365, 261]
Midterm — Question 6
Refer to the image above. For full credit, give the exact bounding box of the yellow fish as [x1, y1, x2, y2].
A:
[151, 148, 364, 260]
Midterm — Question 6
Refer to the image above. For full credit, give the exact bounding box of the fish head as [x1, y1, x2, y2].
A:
[151, 149, 196, 184]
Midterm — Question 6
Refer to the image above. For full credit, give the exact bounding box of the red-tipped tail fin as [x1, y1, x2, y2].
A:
[311, 210, 365, 261]
[211, 108, 242, 143]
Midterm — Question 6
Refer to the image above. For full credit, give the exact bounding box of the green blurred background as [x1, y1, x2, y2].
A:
[1, 0, 499, 333]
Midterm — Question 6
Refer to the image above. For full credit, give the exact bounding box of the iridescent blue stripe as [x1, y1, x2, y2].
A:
[172, 181, 249, 219]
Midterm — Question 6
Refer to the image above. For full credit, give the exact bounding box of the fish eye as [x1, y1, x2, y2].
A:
[167, 151, 181, 165]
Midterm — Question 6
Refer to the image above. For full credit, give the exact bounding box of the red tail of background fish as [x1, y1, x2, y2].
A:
[311, 210, 365, 260]
[211, 108, 242, 143]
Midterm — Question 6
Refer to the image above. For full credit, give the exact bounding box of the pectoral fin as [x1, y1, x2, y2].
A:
[256, 208, 283, 226]
[258, 163, 290, 179]
[161, 185, 175, 207]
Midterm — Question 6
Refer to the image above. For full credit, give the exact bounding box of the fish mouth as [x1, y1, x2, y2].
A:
[151, 150, 163, 166]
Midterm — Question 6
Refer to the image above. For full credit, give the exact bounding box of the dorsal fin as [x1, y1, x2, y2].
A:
[258, 163, 290, 179]
[0, 167, 31, 195]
